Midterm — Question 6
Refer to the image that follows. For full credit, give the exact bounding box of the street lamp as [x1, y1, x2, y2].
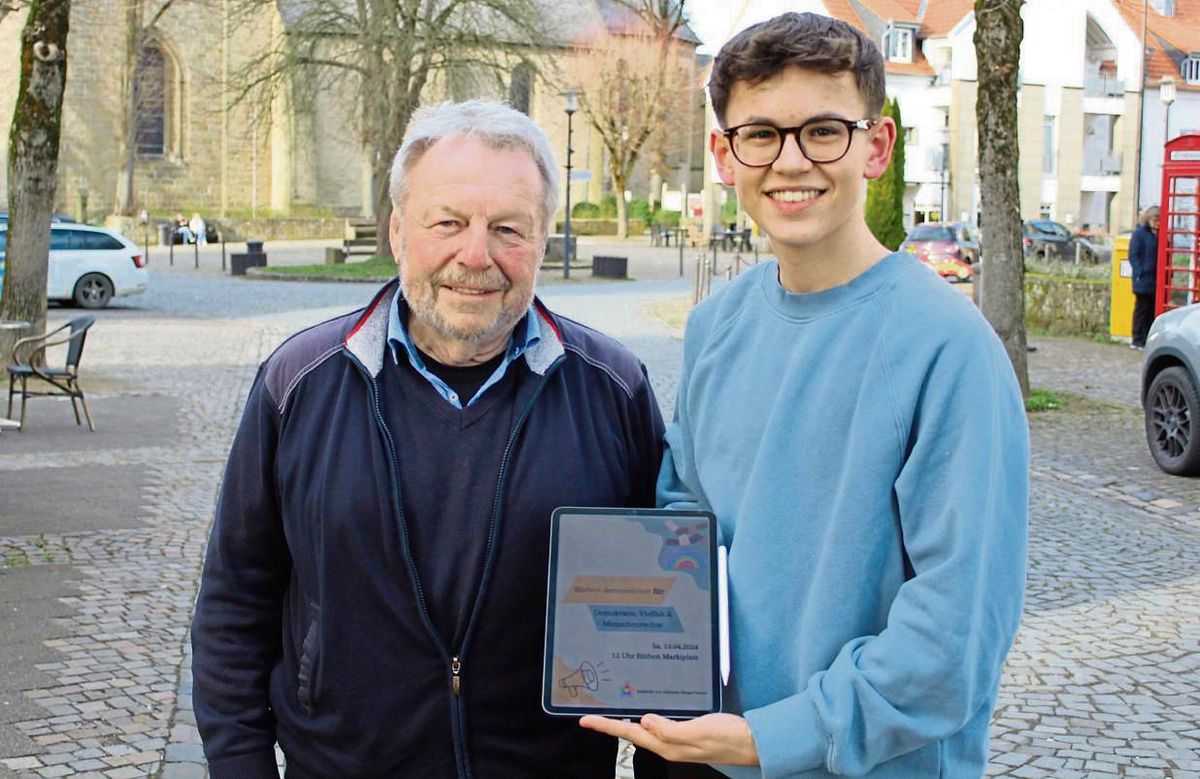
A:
[562, 88, 579, 280]
[1160, 75, 1176, 144]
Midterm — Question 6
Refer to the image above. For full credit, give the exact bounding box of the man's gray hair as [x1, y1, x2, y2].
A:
[388, 100, 560, 232]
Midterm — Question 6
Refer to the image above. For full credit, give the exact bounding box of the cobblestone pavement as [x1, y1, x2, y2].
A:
[0, 259, 1198, 777]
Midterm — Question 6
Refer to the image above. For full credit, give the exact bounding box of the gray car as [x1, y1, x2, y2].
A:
[1142, 302, 1200, 475]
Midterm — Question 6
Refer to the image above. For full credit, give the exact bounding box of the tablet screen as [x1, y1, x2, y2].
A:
[542, 507, 722, 718]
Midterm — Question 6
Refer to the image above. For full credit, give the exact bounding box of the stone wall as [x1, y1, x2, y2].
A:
[216, 217, 346, 242]
[1024, 273, 1110, 336]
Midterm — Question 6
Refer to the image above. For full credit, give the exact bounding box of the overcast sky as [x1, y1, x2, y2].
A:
[683, 0, 829, 54]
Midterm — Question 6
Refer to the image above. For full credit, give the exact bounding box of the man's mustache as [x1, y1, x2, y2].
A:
[429, 268, 512, 292]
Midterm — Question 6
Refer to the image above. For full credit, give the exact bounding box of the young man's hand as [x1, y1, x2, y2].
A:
[579, 712, 759, 766]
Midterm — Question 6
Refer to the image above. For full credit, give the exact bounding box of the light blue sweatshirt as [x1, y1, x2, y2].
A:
[659, 253, 1029, 778]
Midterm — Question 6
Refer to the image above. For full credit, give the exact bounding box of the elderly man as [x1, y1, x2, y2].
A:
[191, 101, 665, 778]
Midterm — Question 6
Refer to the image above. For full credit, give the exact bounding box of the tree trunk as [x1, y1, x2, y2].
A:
[2, 0, 71, 356]
[974, 0, 1029, 397]
[615, 183, 628, 239]
[114, 0, 139, 216]
[372, 150, 392, 259]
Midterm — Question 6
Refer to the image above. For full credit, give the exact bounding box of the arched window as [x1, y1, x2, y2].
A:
[509, 62, 533, 115]
[135, 43, 180, 157]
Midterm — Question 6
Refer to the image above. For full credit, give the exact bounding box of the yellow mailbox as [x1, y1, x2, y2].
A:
[1109, 234, 1133, 339]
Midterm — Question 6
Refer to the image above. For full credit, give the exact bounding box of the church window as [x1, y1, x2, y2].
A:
[135, 43, 180, 157]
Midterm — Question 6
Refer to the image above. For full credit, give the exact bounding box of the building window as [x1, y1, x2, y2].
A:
[883, 27, 914, 64]
[134, 43, 179, 157]
[509, 62, 533, 115]
[1183, 55, 1200, 85]
[1042, 116, 1056, 175]
[904, 126, 916, 146]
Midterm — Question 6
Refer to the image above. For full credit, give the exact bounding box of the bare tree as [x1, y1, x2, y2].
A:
[974, 0, 1029, 396]
[1, 0, 70, 353]
[229, 0, 547, 258]
[568, 0, 693, 237]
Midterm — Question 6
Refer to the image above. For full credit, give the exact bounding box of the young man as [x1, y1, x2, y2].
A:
[583, 13, 1029, 778]
[191, 101, 665, 777]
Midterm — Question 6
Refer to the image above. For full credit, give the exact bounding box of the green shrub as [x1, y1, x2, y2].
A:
[555, 218, 647, 236]
[721, 194, 738, 223]
[627, 198, 651, 221]
[572, 202, 601, 218]
[599, 195, 619, 218]
[652, 209, 682, 227]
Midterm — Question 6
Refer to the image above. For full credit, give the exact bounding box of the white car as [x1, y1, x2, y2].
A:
[0, 223, 148, 308]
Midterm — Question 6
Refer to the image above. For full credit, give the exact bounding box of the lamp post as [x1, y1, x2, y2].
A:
[562, 89, 578, 280]
[1160, 75, 1176, 145]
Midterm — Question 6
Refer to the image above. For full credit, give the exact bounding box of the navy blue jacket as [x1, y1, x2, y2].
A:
[192, 280, 665, 778]
[1129, 223, 1159, 295]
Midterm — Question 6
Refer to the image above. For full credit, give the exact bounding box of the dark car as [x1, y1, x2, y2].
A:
[1022, 220, 1100, 263]
[1142, 303, 1200, 476]
[899, 222, 978, 282]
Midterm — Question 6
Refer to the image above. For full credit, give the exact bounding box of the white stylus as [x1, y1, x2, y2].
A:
[718, 545, 730, 687]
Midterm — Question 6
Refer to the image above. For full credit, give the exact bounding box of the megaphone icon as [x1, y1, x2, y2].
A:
[558, 661, 601, 697]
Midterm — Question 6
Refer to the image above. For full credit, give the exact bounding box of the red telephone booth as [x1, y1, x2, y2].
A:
[1157, 134, 1200, 315]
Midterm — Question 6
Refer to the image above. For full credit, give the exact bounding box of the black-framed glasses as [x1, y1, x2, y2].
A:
[723, 118, 878, 167]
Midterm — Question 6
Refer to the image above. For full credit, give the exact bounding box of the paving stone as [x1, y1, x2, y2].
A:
[3, 280, 1200, 778]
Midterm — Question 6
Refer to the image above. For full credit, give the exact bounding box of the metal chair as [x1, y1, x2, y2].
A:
[6, 315, 96, 431]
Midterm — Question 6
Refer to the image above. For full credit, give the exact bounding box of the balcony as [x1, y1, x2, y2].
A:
[1084, 76, 1125, 97]
[1083, 152, 1122, 176]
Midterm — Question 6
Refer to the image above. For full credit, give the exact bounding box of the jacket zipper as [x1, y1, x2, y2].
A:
[350, 353, 467, 776]
[350, 346, 565, 779]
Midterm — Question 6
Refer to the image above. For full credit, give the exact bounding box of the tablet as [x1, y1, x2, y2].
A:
[542, 507, 722, 718]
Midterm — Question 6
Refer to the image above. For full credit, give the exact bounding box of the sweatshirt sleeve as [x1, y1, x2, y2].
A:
[191, 365, 290, 779]
[744, 328, 1030, 777]
[627, 363, 667, 508]
[656, 312, 708, 513]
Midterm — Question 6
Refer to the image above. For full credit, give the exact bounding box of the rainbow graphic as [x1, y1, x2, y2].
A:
[659, 545, 708, 588]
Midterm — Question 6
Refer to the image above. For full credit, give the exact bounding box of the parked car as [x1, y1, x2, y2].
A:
[0, 212, 77, 227]
[0, 223, 148, 309]
[1142, 302, 1200, 476]
[899, 222, 978, 282]
[1022, 219, 1101, 263]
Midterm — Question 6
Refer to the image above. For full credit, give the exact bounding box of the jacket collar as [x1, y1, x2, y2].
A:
[345, 279, 564, 378]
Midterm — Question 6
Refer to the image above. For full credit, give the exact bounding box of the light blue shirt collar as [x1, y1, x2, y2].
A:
[386, 293, 541, 409]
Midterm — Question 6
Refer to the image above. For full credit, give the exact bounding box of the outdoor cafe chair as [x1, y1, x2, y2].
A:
[6, 315, 96, 432]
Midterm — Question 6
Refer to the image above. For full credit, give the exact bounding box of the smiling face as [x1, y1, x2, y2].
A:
[391, 133, 546, 365]
[712, 66, 895, 285]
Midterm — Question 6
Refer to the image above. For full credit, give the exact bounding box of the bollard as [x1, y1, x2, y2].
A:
[169, 239, 174, 266]
[194, 239, 199, 270]
[221, 237, 227, 272]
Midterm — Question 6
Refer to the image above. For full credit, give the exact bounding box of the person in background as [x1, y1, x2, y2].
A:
[174, 212, 194, 244]
[583, 12, 1029, 778]
[1130, 205, 1160, 349]
[190, 100, 665, 778]
[189, 212, 207, 246]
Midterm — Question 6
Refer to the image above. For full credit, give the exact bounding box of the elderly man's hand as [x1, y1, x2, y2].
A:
[580, 712, 759, 766]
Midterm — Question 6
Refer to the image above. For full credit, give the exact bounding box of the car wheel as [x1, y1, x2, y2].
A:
[73, 273, 114, 309]
[1145, 366, 1200, 476]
